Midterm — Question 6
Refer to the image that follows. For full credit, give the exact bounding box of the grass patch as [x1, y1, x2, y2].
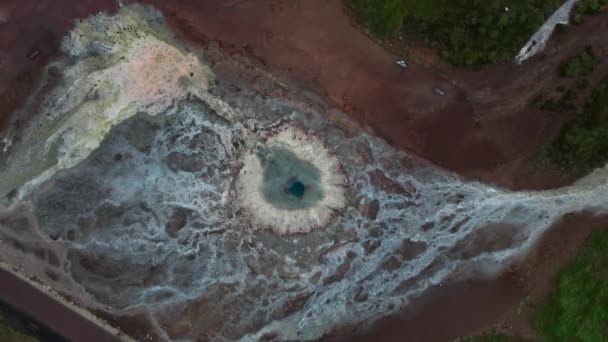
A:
[534, 228, 608, 342]
[546, 76, 608, 175]
[559, 46, 600, 78]
[0, 313, 38, 342]
[458, 228, 608, 342]
[454, 332, 524, 342]
[345, 0, 561, 69]
[571, 0, 608, 24]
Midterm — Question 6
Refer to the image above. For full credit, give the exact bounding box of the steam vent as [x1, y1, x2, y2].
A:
[236, 127, 347, 234]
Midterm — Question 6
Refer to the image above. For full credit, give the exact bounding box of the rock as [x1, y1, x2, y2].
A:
[165, 207, 191, 237]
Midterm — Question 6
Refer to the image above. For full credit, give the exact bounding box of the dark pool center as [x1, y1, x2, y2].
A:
[260, 146, 325, 210]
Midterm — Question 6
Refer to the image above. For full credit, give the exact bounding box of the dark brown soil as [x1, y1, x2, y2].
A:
[0, 267, 119, 342]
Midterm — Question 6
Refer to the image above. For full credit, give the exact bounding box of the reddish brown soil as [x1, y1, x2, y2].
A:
[487, 213, 608, 340]
[139, 0, 608, 191]
[0, 267, 119, 342]
[1, 1, 607, 342]
[339, 213, 608, 342]
[0, 0, 116, 132]
[326, 276, 524, 342]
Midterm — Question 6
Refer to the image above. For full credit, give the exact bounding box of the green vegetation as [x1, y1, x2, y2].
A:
[454, 332, 523, 342]
[571, 0, 608, 24]
[457, 228, 608, 342]
[547, 77, 608, 174]
[534, 228, 608, 342]
[533, 47, 599, 114]
[560, 47, 600, 78]
[0, 313, 38, 342]
[346, 0, 561, 68]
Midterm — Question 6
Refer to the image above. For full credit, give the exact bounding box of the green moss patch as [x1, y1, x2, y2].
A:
[560, 46, 600, 78]
[345, 0, 561, 68]
[534, 228, 608, 342]
[0, 313, 38, 342]
[546, 77, 608, 175]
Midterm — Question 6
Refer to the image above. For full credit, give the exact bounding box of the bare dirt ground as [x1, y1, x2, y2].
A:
[0, 0, 116, 132]
[1, 1, 608, 341]
[343, 213, 608, 342]
[486, 213, 608, 340]
[139, 0, 608, 191]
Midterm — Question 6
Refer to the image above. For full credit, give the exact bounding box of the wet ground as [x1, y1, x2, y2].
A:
[1, 1, 608, 342]
[139, 0, 608, 190]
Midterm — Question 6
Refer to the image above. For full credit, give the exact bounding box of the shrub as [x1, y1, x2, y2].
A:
[559, 47, 600, 78]
[571, 0, 608, 24]
[345, 0, 562, 68]
[547, 77, 608, 174]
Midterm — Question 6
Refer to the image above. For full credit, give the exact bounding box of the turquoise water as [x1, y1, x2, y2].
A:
[260, 146, 324, 210]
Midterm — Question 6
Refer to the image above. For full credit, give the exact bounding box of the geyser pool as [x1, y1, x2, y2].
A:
[260, 146, 324, 210]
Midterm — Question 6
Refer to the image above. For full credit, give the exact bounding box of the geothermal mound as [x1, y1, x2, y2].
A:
[1, 4, 608, 342]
